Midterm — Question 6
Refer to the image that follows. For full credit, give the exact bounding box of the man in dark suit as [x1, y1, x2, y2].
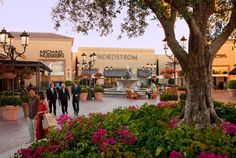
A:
[58, 83, 70, 114]
[71, 81, 81, 116]
[46, 82, 57, 116]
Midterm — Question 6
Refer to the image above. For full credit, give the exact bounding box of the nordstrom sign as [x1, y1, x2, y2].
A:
[97, 54, 138, 60]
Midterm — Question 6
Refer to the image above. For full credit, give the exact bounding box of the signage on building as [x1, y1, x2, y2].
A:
[97, 54, 137, 60]
[40, 50, 64, 58]
[215, 54, 227, 58]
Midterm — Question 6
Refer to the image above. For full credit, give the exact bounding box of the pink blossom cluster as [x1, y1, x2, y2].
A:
[220, 121, 236, 135]
[128, 105, 138, 110]
[157, 102, 176, 108]
[91, 126, 137, 151]
[169, 118, 177, 129]
[57, 114, 73, 126]
[197, 151, 228, 158]
[169, 150, 182, 158]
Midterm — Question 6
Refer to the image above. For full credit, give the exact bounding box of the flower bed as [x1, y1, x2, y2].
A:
[14, 104, 236, 157]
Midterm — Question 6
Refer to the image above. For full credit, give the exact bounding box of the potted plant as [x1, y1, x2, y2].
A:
[176, 86, 187, 99]
[227, 80, 236, 97]
[93, 86, 104, 101]
[20, 92, 30, 118]
[80, 86, 88, 102]
[1, 95, 22, 121]
[160, 67, 175, 79]
[22, 67, 34, 79]
[160, 93, 178, 107]
[3, 67, 17, 79]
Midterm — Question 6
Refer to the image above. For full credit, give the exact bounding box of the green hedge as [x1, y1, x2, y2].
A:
[227, 80, 236, 89]
[214, 101, 236, 123]
[160, 93, 178, 101]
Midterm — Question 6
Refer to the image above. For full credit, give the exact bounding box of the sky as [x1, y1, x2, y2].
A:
[0, 0, 189, 54]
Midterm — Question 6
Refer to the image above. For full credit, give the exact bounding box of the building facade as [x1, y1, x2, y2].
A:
[74, 47, 157, 87]
[0, 32, 73, 90]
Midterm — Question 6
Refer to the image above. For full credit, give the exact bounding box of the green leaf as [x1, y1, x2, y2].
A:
[231, 136, 236, 143]
[155, 146, 163, 156]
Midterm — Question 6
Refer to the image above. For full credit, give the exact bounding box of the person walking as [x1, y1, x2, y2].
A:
[28, 89, 39, 142]
[58, 83, 70, 114]
[46, 82, 58, 116]
[71, 81, 81, 116]
[36, 91, 49, 140]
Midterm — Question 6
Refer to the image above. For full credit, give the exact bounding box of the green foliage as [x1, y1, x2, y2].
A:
[81, 86, 89, 93]
[160, 93, 178, 101]
[168, 78, 175, 85]
[214, 101, 236, 123]
[20, 92, 30, 103]
[14, 104, 236, 158]
[64, 80, 73, 86]
[177, 86, 187, 91]
[93, 87, 104, 93]
[179, 93, 187, 100]
[0, 96, 22, 106]
[227, 80, 236, 89]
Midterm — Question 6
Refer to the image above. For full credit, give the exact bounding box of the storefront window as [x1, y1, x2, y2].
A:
[42, 61, 65, 75]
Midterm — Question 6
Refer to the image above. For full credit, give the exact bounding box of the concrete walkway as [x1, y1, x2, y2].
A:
[0, 90, 235, 158]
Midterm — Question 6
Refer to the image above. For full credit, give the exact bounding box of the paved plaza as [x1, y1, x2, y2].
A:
[0, 90, 235, 157]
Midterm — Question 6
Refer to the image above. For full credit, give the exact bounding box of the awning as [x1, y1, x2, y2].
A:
[229, 68, 236, 75]
[212, 74, 228, 77]
[83, 69, 98, 75]
[137, 69, 151, 78]
[104, 69, 128, 77]
[0, 59, 52, 72]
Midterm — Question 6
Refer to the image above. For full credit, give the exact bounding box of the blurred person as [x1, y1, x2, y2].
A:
[58, 83, 70, 114]
[36, 91, 49, 140]
[71, 81, 81, 116]
[46, 82, 58, 116]
[28, 89, 39, 142]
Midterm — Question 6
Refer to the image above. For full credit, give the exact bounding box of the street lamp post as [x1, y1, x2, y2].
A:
[80, 52, 96, 100]
[162, 36, 186, 89]
[0, 28, 29, 94]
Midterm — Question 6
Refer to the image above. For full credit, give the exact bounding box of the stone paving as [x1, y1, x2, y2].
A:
[0, 90, 235, 158]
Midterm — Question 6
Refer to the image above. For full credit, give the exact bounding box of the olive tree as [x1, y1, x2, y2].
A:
[52, 0, 236, 127]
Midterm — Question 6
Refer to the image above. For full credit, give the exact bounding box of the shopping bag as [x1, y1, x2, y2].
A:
[43, 113, 57, 128]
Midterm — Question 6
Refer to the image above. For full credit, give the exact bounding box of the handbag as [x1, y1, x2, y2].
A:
[43, 113, 57, 128]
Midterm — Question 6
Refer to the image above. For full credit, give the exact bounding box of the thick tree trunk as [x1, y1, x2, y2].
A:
[179, 57, 222, 128]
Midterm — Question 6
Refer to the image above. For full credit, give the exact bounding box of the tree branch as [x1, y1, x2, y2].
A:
[211, 5, 236, 57]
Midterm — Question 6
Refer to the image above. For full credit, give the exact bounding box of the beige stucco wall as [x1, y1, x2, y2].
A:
[74, 47, 157, 77]
[213, 39, 236, 80]
[10, 36, 73, 83]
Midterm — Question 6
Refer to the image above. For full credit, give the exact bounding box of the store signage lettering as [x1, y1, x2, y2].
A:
[40, 50, 64, 58]
[215, 54, 227, 58]
[97, 54, 138, 60]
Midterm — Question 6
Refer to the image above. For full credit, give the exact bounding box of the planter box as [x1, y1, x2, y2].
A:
[3, 72, 17, 80]
[80, 93, 88, 102]
[95, 93, 103, 101]
[2, 106, 19, 121]
[228, 89, 236, 97]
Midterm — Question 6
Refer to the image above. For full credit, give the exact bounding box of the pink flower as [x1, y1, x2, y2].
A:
[220, 121, 236, 135]
[128, 105, 138, 110]
[169, 150, 182, 158]
[170, 118, 177, 129]
[198, 151, 228, 158]
[57, 114, 73, 126]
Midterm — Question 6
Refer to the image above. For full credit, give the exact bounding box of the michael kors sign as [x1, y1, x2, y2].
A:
[40, 50, 64, 58]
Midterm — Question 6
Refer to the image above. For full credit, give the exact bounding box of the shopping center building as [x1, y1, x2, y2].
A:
[0, 32, 73, 91]
[74, 47, 158, 87]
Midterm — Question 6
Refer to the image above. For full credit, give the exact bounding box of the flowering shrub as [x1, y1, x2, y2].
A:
[220, 121, 236, 136]
[14, 105, 236, 158]
[197, 151, 228, 158]
[160, 67, 175, 75]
